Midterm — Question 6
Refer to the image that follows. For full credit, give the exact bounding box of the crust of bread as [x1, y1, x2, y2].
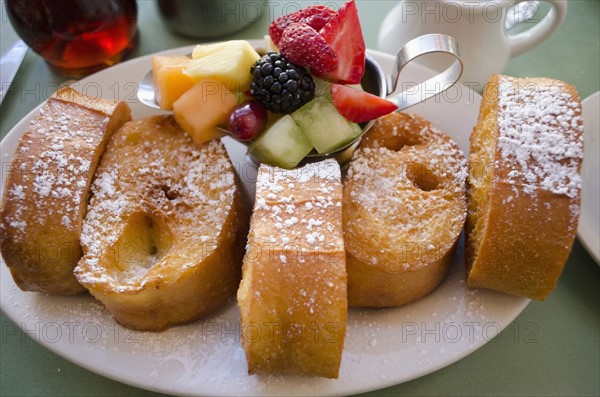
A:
[343, 113, 467, 307]
[0, 87, 131, 294]
[74, 116, 249, 331]
[466, 75, 583, 300]
[238, 160, 347, 378]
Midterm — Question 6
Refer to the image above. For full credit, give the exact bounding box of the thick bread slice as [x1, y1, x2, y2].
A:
[466, 75, 584, 300]
[238, 159, 347, 378]
[74, 116, 248, 331]
[1, 87, 131, 294]
[344, 113, 467, 307]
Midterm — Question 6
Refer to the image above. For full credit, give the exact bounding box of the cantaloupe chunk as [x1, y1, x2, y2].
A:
[184, 41, 260, 92]
[152, 55, 196, 110]
[173, 78, 238, 145]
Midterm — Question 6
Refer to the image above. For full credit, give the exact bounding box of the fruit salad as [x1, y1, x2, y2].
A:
[152, 0, 397, 169]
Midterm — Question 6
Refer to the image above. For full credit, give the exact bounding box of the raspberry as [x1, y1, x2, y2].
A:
[249, 53, 315, 114]
[279, 23, 338, 75]
[269, 5, 336, 46]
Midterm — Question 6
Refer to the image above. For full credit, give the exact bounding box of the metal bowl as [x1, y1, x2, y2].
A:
[137, 34, 463, 165]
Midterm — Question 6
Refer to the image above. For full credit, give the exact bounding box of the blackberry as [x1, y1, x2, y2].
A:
[249, 52, 315, 114]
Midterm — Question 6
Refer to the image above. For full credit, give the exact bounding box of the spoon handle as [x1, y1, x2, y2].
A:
[386, 34, 463, 111]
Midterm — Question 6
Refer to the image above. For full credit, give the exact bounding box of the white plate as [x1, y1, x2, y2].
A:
[0, 43, 529, 396]
[578, 91, 600, 263]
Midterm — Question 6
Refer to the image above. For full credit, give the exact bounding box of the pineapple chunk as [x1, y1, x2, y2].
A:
[173, 78, 238, 145]
[152, 55, 195, 110]
[185, 40, 260, 92]
[263, 35, 279, 52]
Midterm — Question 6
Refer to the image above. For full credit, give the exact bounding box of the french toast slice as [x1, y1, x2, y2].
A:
[466, 75, 584, 300]
[74, 115, 248, 331]
[1, 87, 131, 294]
[237, 159, 347, 378]
[343, 112, 467, 307]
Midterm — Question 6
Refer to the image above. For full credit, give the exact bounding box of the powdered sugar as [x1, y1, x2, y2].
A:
[9, 185, 25, 200]
[2, 94, 119, 240]
[256, 159, 341, 196]
[241, 159, 346, 351]
[252, 159, 344, 254]
[77, 117, 237, 290]
[497, 76, 583, 199]
[345, 113, 467, 268]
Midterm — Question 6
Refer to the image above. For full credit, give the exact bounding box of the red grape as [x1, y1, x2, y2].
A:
[228, 100, 268, 141]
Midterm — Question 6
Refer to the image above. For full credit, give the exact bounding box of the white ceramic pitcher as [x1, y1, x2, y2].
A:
[378, 1, 568, 90]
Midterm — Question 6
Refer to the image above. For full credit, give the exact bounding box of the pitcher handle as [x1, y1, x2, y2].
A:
[387, 34, 463, 111]
[508, 0, 568, 57]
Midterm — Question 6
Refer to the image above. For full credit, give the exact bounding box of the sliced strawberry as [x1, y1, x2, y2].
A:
[331, 84, 397, 123]
[279, 23, 337, 75]
[317, 0, 366, 84]
[269, 5, 336, 46]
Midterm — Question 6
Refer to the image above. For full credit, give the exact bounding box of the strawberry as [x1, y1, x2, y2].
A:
[317, 0, 366, 84]
[279, 23, 338, 75]
[269, 5, 336, 46]
[330, 84, 397, 123]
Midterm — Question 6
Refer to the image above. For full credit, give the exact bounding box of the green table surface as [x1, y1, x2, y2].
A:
[1, 1, 598, 396]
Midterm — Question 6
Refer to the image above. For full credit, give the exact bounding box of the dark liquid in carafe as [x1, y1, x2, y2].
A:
[7, 0, 137, 76]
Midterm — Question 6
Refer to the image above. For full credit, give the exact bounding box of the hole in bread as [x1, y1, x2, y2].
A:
[159, 185, 179, 200]
[109, 211, 173, 282]
[381, 129, 424, 151]
[406, 163, 440, 192]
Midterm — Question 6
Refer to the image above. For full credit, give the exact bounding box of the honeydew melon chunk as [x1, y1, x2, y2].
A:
[248, 115, 313, 169]
[185, 40, 260, 92]
[313, 77, 332, 99]
[291, 99, 362, 154]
